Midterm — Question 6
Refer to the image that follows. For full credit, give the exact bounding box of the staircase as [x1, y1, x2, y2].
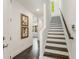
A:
[43, 16, 69, 59]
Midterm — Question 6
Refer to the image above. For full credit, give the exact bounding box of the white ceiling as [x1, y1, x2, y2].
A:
[16, 0, 46, 17]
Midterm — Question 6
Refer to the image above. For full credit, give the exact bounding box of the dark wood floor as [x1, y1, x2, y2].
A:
[13, 38, 39, 59]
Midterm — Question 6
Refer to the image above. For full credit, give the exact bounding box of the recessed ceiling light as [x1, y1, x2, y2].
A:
[36, 8, 40, 12]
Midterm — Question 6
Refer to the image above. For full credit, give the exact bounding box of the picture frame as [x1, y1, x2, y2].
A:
[21, 14, 28, 26]
[21, 14, 29, 39]
[21, 27, 29, 38]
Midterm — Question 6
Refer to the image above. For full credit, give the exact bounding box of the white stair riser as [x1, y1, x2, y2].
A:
[48, 35, 65, 38]
[48, 32, 64, 34]
[43, 56, 56, 59]
[47, 39, 66, 42]
[46, 43, 67, 48]
[49, 29, 63, 31]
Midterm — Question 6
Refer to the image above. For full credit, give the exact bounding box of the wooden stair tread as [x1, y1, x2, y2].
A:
[45, 46, 68, 52]
[44, 52, 69, 59]
[46, 41, 66, 45]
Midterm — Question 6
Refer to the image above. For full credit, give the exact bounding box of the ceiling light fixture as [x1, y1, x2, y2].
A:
[36, 8, 40, 12]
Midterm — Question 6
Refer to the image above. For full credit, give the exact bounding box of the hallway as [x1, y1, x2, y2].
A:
[3, 0, 76, 59]
[13, 38, 39, 59]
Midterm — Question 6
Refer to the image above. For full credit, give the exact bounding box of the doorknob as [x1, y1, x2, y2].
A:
[3, 44, 8, 48]
[3, 36, 5, 40]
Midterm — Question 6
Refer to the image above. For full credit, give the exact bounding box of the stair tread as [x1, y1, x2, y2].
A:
[45, 46, 68, 52]
[44, 49, 69, 56]
[44, 52, 69, 59]
[47, 35, 65, 38]
[43, 56, 56, 59]
[47, 39, 66, 42]
[46, 43, 67, 48]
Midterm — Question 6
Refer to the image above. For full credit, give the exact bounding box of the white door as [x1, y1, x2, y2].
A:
[3, 0, 12, 59]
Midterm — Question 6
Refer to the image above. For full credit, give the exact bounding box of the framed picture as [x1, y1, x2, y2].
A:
[21, 13, 29, 39]
[21, 14, 28, 26]
[21, 27, 28, 38]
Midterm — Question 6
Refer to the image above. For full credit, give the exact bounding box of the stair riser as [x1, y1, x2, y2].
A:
[47, 35, 65, 38]
[46, 43, 67, 48]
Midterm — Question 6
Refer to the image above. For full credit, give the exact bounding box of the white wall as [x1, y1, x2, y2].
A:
[11, 0, 33, 58]
[3, 0, 34, 59]
[61, 0, 76, 59]
[62, 0, 76, 37]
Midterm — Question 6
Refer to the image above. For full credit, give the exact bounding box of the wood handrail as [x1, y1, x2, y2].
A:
[59, 9, 74, 39]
